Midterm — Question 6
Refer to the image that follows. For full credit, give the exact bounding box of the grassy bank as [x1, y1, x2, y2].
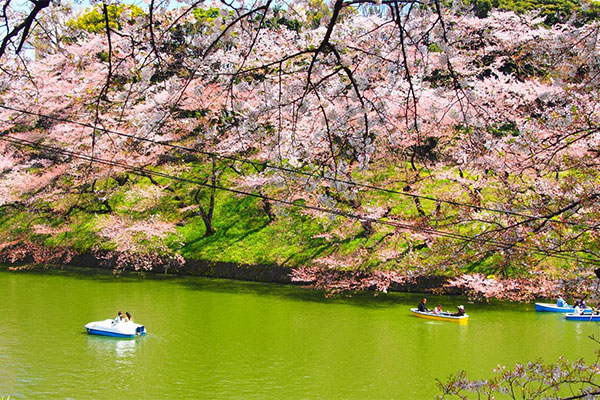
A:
[1, 156, 594, 283]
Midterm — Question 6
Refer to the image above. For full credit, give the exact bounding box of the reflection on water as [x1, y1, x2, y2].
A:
[114, 339, 137, 359]
[86, 335, 139, 361]
[571, 319, 592, 336]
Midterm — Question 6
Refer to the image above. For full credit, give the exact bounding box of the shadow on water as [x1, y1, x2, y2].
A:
[171, 279, 527, 313]
[172, 277, 468, 308]
[1, 264, 514, 311]
[0, 264, 130, 281]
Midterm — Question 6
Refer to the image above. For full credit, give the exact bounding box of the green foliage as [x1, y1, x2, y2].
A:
[306, 0, 332, 28]
[498, 53, 548, 80]
[472, 0, 600, 25]
[67, 4, 145, 34]
[428, 43, 443, 53]
[487, 121, 520, 137]
[472, 0, 493, 17]
[191, 7, 221, 25]
[9, 123, 34, 133]
[498, 0, 576, 24]
[263, 7, 303, 33]
[579, 2, 600, 23]
[171, 106, 209, 119]
[190, 6, 239, 37]
[423, 69, 453, 88]
[473, 49, 549, 81]
[95, 51, 109, 63]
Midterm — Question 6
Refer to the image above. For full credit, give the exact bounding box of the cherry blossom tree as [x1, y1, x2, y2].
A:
[438, 337, 600, 399]
[0, 0, 599, 280]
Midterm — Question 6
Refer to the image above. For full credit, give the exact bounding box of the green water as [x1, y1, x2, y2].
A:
[0, 268, 598, 399]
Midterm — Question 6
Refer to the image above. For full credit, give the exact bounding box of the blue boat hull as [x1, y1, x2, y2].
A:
[565, 313, 600, 321]
[534, 303, 574, 312]
[86, 328, 137, 338]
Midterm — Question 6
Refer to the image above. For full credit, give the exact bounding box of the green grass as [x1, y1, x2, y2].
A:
[1, 157, 598, 278]
[176, 194, 331, 266]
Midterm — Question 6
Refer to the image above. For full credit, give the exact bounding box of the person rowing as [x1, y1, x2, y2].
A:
[574, 303, 584, 315]
[452, 305, 466, 317]
[417, 298, 430, 312]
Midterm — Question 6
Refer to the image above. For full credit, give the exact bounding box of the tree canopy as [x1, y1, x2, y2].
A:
[0, 0, 599, 293]
[66, 4, 145, 34]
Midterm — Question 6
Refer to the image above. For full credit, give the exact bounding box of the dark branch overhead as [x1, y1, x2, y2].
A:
[0, 0, 51, 59]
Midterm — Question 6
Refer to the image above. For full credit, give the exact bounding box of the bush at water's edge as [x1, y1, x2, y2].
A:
[1, 240, 595, 302]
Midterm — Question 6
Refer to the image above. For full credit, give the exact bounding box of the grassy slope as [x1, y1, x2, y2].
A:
[0, 157, 594, 278]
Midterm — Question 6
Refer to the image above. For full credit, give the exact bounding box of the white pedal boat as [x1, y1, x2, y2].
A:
[85, 319, 146, 338]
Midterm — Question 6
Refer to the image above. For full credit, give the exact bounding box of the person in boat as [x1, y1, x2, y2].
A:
[433, 304, 443, 315]
[574, 303, 583, 315]
[113, 311, 124, 324]
[417, 298, 430, 312]
[556, 295, 568, 308]
[452, 305, 466, 317]
[580, 299, 587, 309]
[125, 312, 132, 322]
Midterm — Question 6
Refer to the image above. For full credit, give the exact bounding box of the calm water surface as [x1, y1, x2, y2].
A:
[0, 268, 598, 399]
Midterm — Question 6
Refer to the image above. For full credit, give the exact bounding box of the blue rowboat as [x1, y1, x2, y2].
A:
[534, 302, 575, 312]
[565, 313, 600, 321]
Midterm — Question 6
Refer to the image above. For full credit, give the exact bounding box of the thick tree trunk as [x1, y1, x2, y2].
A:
[195, 156, 218, 237]
[259, 191, 276, 222]
[197, 206, 215, 236]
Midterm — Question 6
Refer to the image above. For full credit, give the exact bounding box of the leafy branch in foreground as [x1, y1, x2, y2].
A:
[438, 336, 600, 399]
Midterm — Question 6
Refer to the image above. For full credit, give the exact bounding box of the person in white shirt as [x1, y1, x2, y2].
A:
[113, 311, 124, 324]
